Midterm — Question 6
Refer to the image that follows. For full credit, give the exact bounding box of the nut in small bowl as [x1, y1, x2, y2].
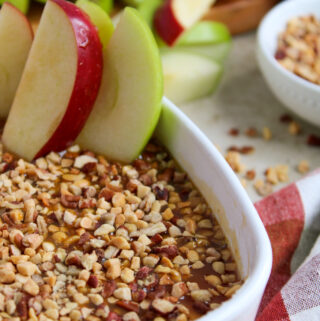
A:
[257, 0, 320, 127]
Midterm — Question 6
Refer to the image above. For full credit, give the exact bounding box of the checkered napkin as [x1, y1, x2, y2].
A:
[254, 170, 320, 321]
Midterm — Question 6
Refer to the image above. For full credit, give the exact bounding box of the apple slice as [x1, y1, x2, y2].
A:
[91, 0, 113, 14]
[3, 0, 103, 161]
[175, 21, 231, 63]
[154, 0, 216, 46]
[77, 7, 163, 163]
[137, 0, 162, 27]
[176, 42, 231, 63]
[161, 49, 222, 104]
[76, 0, 114, 48]
[0, 0, 30, 14]
[0, 3, 33, 118]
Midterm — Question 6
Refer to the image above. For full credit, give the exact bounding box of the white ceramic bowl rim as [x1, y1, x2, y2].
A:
[257, 0, 320, 93]
[158, 98, 273, 321]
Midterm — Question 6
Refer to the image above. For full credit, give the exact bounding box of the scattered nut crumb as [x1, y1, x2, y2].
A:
[245, 127, 258, 137]
[254, 179, 273, 196]
[288, 121, 301, 135]
[297, 160, 310, 174]
[262, 127, 272, 141]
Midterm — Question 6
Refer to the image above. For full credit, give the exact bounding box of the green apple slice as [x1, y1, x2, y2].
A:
[161, 49, 222, 104]
[77, 7, 163, 163]
[176, 21, 230, 44]
[175, 21, 231, 62]
[90, 0, 113, 14]
[76, 0, 114, 48]
[137, 0, 162, 27]
[176, 42, 231, 63]
[0, 0, 29, 14]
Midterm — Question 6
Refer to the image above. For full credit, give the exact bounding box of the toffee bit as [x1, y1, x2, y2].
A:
[228, 128, 239, 136]
[227, 146, 254, 154]
[280, 114, 293, 123]
[245, 127, 258, 137]
[307, 134, 320, 146]
[246, 170, 256, 180]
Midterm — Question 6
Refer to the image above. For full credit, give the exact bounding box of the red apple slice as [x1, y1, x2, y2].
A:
[3, 0, 103, 161]
[0, 3, 33, 118]
[154, 0, 216, 46]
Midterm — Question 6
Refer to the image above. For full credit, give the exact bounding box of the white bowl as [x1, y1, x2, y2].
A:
[156, 98, 272, 321]
[257, 0, 320, 127]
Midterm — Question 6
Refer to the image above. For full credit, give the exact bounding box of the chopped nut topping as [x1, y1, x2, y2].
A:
[0, 140, 242, 321]
[275, 15, 320, 86]
[297, 160, 310, 174]
[262, 127, 272, 141]
[152, 298, 176, 314]
[254, 179, 273, 196]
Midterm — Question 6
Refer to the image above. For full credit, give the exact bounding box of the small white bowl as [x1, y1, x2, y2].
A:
[157, 98, 272, 321]
[257, 0, 320, 127]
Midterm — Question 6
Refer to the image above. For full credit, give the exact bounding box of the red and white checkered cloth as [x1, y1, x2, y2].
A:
[255, 169, 320, 321]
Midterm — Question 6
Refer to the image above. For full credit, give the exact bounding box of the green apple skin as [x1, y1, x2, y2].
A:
[176, 42, 231, 63]
[137, 0, 162, 27]
[161, 49, 223, 104]
[155, 32, 167, 48]
[76, 0, 114, 48]
[91, 0, 113, 14]
[176, 21, 230, 45]
[122, 0, 145, 7]
[34, 0, 113, 14]
[0, 0, 29, 14]
[175, 21, 231, 63]
[77, 7, 163, 163]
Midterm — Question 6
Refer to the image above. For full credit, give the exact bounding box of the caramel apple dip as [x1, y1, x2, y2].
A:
[0, 139, 242, 321]
[275, 15, 320, 85]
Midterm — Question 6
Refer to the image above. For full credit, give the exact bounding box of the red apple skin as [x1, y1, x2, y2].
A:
[4, 2, 34, 39]
[154, 0, 184, 46]
[35, 0, 103, 159]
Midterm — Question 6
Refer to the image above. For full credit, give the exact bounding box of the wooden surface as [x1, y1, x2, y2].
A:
[203, 0, 281, 34]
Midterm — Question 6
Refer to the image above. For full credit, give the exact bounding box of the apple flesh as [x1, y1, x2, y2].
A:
[161, 49, 222, 104]
[0, 3, 33, 118]
[76, 0, 114, 48]
[175, 21, 231, 63]
[154, 0, 215, 46]
[0, 0, 30, 14]
[3, 0, 103, 161]
[77, 7, 163, 163]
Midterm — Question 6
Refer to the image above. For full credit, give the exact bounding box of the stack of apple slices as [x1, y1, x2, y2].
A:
[2, 0, 163, 163]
